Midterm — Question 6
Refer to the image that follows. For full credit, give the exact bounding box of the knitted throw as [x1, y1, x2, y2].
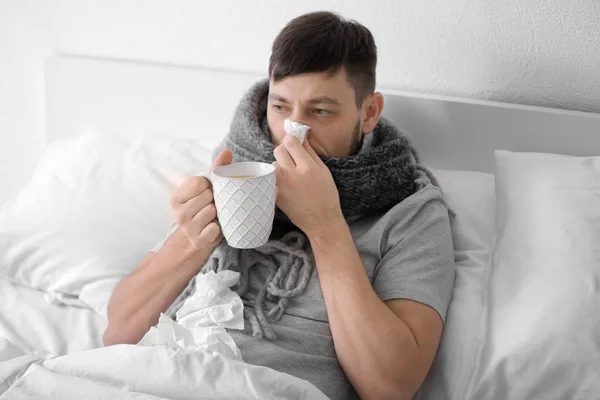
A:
[166, 79, 440, 339]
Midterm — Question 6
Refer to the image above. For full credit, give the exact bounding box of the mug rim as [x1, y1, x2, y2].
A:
[212, 161, 275, 180]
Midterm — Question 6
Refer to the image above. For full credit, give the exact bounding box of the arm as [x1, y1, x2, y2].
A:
[273, 135, 448, 400]
[103, 228, 214, 346]
[104, 150, 233, 346]
[309, 218, 443, 400]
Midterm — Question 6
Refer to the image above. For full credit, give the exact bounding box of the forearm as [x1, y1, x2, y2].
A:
[309, 219, 421, 399]
[104, 228, 213, 345]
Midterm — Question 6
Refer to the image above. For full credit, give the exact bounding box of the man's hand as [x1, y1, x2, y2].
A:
[273, 135, 342, 237]
[105, 149, 232, 346]
[170, 150, 232, 249]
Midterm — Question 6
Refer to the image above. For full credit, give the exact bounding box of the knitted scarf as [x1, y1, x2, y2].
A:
[167, 79, 440, 339]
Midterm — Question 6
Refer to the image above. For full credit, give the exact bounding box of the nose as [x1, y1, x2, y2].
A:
[288, 108, 309, 126]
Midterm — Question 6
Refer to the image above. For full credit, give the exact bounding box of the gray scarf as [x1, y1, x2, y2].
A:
[167, 79, 440, 339]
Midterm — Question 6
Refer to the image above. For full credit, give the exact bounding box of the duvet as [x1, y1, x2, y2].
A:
[0, 337, 329, 400]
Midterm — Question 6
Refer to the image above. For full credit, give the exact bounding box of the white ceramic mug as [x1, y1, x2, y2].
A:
[198, 162, 276, 249]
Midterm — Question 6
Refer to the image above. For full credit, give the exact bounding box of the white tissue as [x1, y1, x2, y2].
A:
[284, 119, 310, 144]
[139, 314, 243, 360]
[138, 270, 244, 361]
[176, 270, 244, 330]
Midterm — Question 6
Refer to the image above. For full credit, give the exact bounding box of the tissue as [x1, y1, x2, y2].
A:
[138, 270, 244, 361]
[139, 314, 243, 361]
[176, 270, 244, 330]
[284, 120, 310, 144]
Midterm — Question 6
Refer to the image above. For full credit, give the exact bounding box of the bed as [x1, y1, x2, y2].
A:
[1, 54, 599, 399]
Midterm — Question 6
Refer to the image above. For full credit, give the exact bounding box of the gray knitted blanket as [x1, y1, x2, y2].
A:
[166, 79, 439, 339]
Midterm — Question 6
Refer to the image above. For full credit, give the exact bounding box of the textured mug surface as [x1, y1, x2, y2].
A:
[201, 162, 276, 249]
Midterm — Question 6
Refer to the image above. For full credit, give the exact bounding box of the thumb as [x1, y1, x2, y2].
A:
[211, 149, 233, 170]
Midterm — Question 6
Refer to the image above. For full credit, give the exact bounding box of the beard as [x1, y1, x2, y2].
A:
[349, 118, 363, 155]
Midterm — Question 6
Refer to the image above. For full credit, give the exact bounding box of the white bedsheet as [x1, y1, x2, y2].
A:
[0, 279, 105, 359]
[0, 279, 328, 399]
[0, 337, 328, 399]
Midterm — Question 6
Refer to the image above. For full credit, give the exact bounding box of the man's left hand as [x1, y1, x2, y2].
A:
[273, 134, 343, 237]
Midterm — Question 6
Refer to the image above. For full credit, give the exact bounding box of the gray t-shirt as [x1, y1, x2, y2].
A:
[152, 185, 455, 399]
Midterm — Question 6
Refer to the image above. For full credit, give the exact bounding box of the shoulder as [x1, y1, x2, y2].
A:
[378, 184, 452, 252]
[350, 184, 452, 256]
[383, 184, 450, 229]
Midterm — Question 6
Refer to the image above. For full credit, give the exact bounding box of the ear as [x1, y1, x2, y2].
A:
[360, 92, 384, 134]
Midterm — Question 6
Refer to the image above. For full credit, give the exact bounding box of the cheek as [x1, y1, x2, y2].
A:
[304, 128, 334, 156]
[267, 110, 286, 146]
[312, 119, 358, 156]
[313, 121, 348, 144]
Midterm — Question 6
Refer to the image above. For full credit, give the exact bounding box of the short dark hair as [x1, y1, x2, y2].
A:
[269, 11, 377, 107]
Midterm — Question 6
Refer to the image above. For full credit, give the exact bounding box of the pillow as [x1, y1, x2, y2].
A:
[415, 169, 496, 400]
[0, 133, 214, 316]
[467, 151, 600, 399]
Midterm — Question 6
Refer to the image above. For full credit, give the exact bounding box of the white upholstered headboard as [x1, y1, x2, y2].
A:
[45, 55, 600, 173]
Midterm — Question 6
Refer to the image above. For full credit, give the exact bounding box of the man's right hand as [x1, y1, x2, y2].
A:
[169, 149, 233, 249]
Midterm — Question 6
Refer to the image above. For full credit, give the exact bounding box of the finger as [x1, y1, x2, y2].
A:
[283, 134, 314, 167]
[189, 203, 218, 238]
[175, 187, 213, 224]
[171, 176, 211, 205]
[274, 143, 296, 169]
[303, 136, 322, 163]
[212, 149, 233, 170]
[197, 221, 222, 246]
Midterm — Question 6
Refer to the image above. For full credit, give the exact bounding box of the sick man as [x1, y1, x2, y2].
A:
[104, 11, 455, 400]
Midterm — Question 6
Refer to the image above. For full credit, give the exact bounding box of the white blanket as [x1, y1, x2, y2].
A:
[0, 337, 329, 399]
[0, 271, 329, 399]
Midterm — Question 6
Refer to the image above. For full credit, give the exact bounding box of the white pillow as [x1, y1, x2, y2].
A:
[0, 134, 214, 316]
[416, 169, 495, 400]
[467, 151, 600, 399]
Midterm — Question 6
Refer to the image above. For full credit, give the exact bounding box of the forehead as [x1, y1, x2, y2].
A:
[269, 68, 356, 105]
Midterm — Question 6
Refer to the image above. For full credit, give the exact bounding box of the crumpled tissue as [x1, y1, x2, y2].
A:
[175, 270, 244, 330]
[138, 270, 244, 361]
[284, 119, 310, 144]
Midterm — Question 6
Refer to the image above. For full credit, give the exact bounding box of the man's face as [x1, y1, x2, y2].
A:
[267, 68, 365, 157]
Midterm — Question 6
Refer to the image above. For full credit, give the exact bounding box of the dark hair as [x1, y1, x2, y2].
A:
[269, 11, 377, 107]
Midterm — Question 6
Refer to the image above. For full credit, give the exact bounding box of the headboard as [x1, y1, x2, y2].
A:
[45, 55, 600, 173]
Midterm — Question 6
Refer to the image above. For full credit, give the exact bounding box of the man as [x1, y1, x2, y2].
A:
[104, 11, 454, 400]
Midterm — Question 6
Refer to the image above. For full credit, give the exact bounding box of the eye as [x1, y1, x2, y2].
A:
[272, 104, 286, 113]
[314, 108, 331, 116]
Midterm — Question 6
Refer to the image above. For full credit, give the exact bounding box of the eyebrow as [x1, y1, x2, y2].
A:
[308, 96, 340, 106]
[268, 93, 288, 103]
[268, 93, 341, 106]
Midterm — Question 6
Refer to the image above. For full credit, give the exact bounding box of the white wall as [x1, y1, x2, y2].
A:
[1, 0, 599, 204]
[0, 0, 54, 205]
